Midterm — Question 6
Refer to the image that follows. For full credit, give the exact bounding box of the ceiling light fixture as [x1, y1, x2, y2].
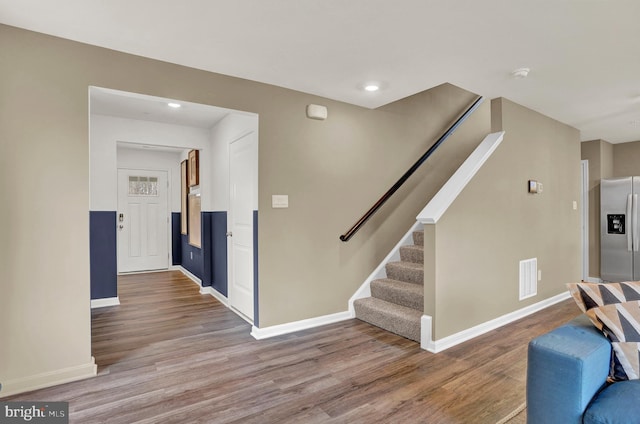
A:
[364, 84, 380, 92]
[168, 102, 181, 108]
[511, 68, 530, 79]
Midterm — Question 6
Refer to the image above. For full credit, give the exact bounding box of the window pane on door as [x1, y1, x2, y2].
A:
[129, 176, 158, 196]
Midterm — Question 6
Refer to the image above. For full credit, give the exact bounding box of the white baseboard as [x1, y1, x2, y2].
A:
[420, 315, 435, 352]
[0, 357, 97, 398]
[90, 297, 120, 309]
[584, 276, 603, 283]
[199, 286, 228, 306]
[178, 266, 202, 286]
[422, 291, 572, 353]
[251, 311, 354, 340]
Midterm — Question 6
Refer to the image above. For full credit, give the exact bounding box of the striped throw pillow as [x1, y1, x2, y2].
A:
[567, 281, 640, 381]
[588, 301, 640, 381]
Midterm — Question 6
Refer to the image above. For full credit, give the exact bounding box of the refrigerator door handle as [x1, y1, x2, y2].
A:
[634, 194, 639, 252]
[628, 194, 633, 252]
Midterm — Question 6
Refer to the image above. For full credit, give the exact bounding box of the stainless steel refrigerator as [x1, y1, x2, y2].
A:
[601, 177, 640, 282]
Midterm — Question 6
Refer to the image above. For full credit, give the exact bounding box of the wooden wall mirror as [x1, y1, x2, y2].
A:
[180, 160, 188, 234]
[188, 193, 201, 248]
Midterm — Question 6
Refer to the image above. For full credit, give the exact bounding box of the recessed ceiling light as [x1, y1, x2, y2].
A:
[168, 102, 181, 108]
[364, 84, 380, 92]
[511, 68, 530, 79]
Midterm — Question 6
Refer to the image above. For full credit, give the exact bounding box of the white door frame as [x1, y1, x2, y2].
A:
[581, 160, 590, 281]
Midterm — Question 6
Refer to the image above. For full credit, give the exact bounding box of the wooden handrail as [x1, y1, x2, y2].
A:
[339, 96, 484, 242]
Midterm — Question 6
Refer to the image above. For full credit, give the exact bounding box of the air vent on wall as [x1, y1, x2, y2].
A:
[519, 258, 537, 300]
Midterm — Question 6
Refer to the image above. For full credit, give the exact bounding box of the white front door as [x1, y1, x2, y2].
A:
[228, 132, 257, 321]
[117, 169, 169, 273]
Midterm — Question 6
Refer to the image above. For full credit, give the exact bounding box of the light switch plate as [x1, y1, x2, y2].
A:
[272, 195, 289, 208]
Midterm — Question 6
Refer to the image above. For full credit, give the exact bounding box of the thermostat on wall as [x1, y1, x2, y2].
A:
[528, 180, 539, 194]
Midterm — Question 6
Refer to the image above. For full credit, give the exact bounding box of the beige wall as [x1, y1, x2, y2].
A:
[581, 139, 614, 278]
[0, 24, 491, 393]
[427, 98, 581, 339]
[613, 140, 640, 177]
[257, 84, 490, 327]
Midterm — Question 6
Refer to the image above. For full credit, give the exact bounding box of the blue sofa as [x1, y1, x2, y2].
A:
[527, 315, 640, 423]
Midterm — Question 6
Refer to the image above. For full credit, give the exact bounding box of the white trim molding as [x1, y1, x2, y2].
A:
[420, 315, 435, 352]
[581, 160, 590, 281]
[251, 311, 353, 340]
[584, 277, 603, 283]
[90, 297, 120, 309]
[418, 131, 505, 224]
[422, 291, 571, 353]
[179, 266, 229, 305]
[179, 266, 202, 286]
[0, 357, 97, 398]
[200, 286, 229, 307]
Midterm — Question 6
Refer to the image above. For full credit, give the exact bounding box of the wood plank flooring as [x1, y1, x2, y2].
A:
[5, 271, 580, 423]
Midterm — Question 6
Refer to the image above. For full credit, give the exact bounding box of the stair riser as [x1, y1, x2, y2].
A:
[371, 285, 423, 311]
[399, 246, 424, 264]
[354, 302, 420, 342]
[386, 264, 423, 285]
[413, 231, 424, 246]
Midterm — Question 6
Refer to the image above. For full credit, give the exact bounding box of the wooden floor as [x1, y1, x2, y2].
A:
[7, 271, 580, 423]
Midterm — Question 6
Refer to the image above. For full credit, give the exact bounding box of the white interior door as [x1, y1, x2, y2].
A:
[228, 132, 257, 321]
[117, 169, 169, 273]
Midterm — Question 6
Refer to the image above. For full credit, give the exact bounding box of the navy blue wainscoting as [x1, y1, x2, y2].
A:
[210, 211, 228, 296]
[179, 212, 228, 291]
[253, 210, 259, 327]
[89, 211, 117, 299]
[171, 213, 182, 266]
[181, 234, 203, 281]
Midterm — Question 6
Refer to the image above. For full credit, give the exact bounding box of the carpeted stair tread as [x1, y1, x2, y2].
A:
[354, 297, 421, 342]
[399, 244, 424, 264]
[370, 278, 423, 310]
[386, 261, 424, 285]
[413, 230, 424, 246]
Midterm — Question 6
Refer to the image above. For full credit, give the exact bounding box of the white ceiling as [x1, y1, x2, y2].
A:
[90, 87, 230, 129]
[2, 0, 640, 143]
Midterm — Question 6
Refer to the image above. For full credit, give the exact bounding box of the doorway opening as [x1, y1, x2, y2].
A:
[89, 86, 259, 326]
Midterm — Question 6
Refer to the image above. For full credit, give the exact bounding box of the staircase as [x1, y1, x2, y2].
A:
[354, 230, 424, 342]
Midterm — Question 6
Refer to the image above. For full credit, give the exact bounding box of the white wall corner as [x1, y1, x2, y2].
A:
[251, 311, 353, 340]
[348, 221, 423, 314]
[0, 357, 97, 398]
[420, 315, 436, 352]
[417, 131, 505, 224]
[90, 297, 120, 309]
